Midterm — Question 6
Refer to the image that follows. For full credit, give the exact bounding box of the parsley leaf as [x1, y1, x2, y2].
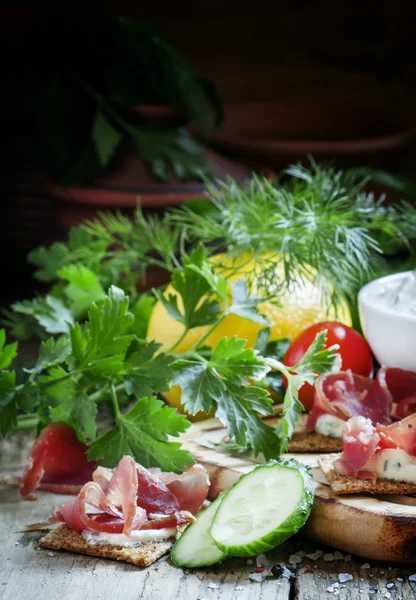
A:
[216, 382, 279, 460]
[88, 396, 193, 471]
[266, 330, 340, 453]
[73, 285, 134, 369]
[172, 336, 278, 458]
[254, 328, 290, 398]
[129, 294, 156, 339]
[28, 242, 71, 282]
[91, 111, 122, 167]
[50, 391, 97, 443]
[153, 245, 221, 330]
[292, 330, 341, 383]
[57, 264, 106, 318]
[11, 296, 74, 336]
[124, 340, 173, 397]
[0, 330, 17, 370]
[227, 279, 269, 325]
[28, 337, 71, 374]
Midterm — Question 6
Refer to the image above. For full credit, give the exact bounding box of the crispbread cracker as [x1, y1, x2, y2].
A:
[285, 414, 343, 453]
[39, 525, 182, 567]
[319, 454, 416, 496]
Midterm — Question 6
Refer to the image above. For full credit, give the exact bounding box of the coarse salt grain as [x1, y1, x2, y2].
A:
[48, 552, 54, 557]
[386, 583, 394, 589]
[247, 559, 253, 565]
[409, 574, 416, 581]
[235, 586, 244, 591]
[306, 550, 323, 560]
[249, 572, 267, 583]
[344, 555, 352, 561]
[385, 593, 391, 599]
[397, 577, 404, 582]
[333, 550, 344, 560]
[282, 566, 294, 579]
[327, 583, 340, 592]
[256, 554, 269, 567]
[339, 573, 353, 583]
[361, 563, 371, 569]
[324, 553, 334, 562]
[289, 554, 302, 564]
[296, 551, 306, 558]
[208, 583, 218, 589]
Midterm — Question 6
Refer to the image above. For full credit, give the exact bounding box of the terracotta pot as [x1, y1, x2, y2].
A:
[212, 101, 416, 169]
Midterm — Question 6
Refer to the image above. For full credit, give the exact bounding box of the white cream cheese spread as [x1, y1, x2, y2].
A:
[315, 414, 346, 438]
[82, 527, 178, 547]
[370, 271, 416, 316]
[362, 448, 416, 483]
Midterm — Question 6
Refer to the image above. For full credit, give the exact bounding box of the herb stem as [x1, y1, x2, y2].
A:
[16, 414, 39, 431]
[166, 328, 189, 354]
[188, 314, 226, 351]
[110, 384, 122, 420]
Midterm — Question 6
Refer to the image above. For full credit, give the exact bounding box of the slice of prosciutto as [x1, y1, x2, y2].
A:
[308, 367, 416, 432]
[149, 464, 210, 514]
[25, 456, 208, 536]
[54, 456, 147, 535]
[336, 413, 416, 477]
[19, 423, 97, 499]
[335, 416, 380, 476]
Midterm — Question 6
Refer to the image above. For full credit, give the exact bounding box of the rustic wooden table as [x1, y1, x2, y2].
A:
[1, 433, 416, 600]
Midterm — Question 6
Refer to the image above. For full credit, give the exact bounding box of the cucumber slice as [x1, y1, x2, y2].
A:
[210, 459, 314, 557]
[171, 494, 227, 568]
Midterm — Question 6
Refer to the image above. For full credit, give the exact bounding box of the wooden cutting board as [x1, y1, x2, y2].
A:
[180, 417, 416, 563]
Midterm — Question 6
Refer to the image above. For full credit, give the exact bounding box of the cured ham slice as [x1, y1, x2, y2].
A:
[307, 370, 392, 431]
[19, 423, 96, 499]
[336, 416, 380, 476]
[377, 413, 416, 456]
[25, 457, 209, 538]
[149, 464, 210, 514]
[140, 511, 195, 530]
[336, 413, 416, 477]
[308, 368, 416, 433]
[135, 464, 180, 515]
[395, 396, 416, 420]
[53, 457, 147, 535]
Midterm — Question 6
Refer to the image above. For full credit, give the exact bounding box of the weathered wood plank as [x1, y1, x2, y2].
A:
[2, 431, 416, 599]
[0, 480, 292, 600]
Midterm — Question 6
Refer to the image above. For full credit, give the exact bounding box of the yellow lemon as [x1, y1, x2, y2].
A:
[148, 253, 351, 419]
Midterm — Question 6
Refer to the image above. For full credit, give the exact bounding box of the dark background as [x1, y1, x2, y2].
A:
[1, 2, 416, 305]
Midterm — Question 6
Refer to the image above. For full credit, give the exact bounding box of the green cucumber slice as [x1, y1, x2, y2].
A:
[170, 494, 227, 568]
[210, 459, 314, 557]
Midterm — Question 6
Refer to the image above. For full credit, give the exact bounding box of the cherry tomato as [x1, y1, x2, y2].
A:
[283, 321, 373, 410]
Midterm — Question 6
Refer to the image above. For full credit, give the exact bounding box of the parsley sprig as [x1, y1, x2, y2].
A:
[0, 286, 192, 471]
[0, 250, 340, 466]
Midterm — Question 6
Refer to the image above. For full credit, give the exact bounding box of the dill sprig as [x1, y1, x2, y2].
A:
[5, 161, 416, 340]
[168, 162, 416, 307]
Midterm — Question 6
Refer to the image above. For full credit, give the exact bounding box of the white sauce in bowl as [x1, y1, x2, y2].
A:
[370, 271, 416, 316]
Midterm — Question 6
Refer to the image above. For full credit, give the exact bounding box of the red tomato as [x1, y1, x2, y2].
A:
[283, 321, 373, 410]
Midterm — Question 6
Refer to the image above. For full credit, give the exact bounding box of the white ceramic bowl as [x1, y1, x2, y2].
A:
[358, 271, 416, 371]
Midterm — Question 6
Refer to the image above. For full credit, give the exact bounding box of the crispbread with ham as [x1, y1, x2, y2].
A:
[39, 525, 185, 567]
[319, 412, 416, 495]
[319, 453, 416, 495]
[26, 455, 209, 567]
